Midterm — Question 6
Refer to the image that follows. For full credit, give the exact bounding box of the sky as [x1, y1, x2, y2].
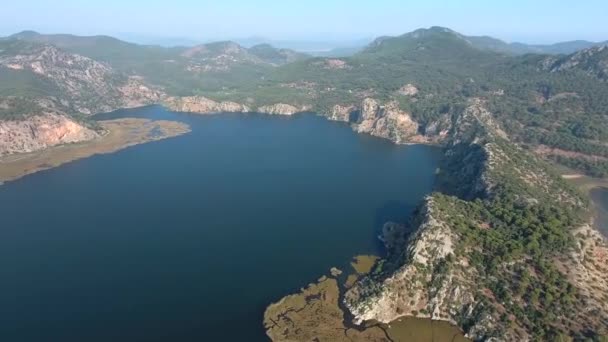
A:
[1, 0, 607, 44]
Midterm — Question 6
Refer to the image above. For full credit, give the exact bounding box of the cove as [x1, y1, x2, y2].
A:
[0, 106, 440, 341]
[590, 187, 608, 238]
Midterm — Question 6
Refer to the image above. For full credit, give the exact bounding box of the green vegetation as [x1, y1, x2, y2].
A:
[430, 126, 591, 339]
[550, 156, 608, 178]
[3, 26, 608, 339]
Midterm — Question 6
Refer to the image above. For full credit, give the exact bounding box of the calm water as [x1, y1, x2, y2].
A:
[0, 106, 440, 341]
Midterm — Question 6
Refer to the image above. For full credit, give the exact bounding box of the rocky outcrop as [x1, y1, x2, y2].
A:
[543, 45, 608, 81]
[257, 103, 304, 115]
[343, 99, 603, 341]
[118, 77, 164, 108]
[346, 198, 469, 322]
[164, 97, 309, 116]
[557, 224, 608, 333]
[328, 105, 355, 122]
[163, 96, 250, 113]
[163, 94, 445, 144]
[0, 118, 191, 182]
[397, 84, 419, 96]
[355, 98, 420, 143]
[345, 191, 520, 342]
[166, 95, 440, 145]
[0, 113, 98, 156]
[323, 59, 349, 69]
[0, 44, 161, 115]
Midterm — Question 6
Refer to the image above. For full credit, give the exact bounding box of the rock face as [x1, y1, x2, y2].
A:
[163, 96, 250, 113]
[257, 103, 303, 115]
[328, 105, 355, 122]
[0, 41, 164, 155]
[397, 84, 419, 96]
[344, 156, 519, 341]
[344, 197, 512, 341]
[0, 113, 98, 156]
[559, 224, 608, 327]
[543, 45, 608, 81]
[118, 77, 164, 108]
[343, 99, 606, 341]
[324, 59, 349, 69]
[0, 43, 162, 115]
[164, 97, 308, 116]
[355, 98, 420, 143]
[164, 96, 434, 144]
[345, 198, 472, 322]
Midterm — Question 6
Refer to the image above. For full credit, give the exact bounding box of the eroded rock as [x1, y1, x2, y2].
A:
[355, 99, 420, 143]
[164, 96, 250, 113]
[0, 113, 98, 156]
[257, 103, 303, 115]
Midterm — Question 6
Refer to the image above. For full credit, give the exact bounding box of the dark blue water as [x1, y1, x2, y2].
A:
[0, 106, 440, 342]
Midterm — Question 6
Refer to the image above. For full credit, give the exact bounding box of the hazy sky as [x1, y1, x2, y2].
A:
[2, 0, 607, 43]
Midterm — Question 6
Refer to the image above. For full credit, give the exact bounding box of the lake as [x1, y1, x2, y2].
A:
[0, 106, 440, 341]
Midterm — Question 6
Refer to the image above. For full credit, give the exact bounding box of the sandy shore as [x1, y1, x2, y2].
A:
[0, 118, 190, 183]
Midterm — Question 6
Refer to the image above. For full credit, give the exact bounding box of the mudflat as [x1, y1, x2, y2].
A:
[264, 255, 469, 342]
[0, 118, 190, 183]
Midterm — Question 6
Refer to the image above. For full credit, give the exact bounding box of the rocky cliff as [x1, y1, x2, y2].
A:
[0, 40, 164, 154]
[257, 103, 308, 115]
[544, 45, 608, 81]
[328, 104, 355, 122]
[344, 99, 607, 341]
[345, 195, 517, 341]
[0, 112, 98, 156]
[163, 96, 314, 116]
[163, 96, 436, 144]
[163, 96, 251, 113]
[355, 98, 421, 144]
[0, 42, 162, 115]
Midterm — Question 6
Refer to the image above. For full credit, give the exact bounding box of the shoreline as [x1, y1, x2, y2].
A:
[0, 117, 190, 184]
[263, 255, 469, 341]
[561, 173, 608, 237]
[164, 103, 443, 148]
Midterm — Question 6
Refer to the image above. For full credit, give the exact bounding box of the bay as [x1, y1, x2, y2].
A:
[0, 106, 440, 341]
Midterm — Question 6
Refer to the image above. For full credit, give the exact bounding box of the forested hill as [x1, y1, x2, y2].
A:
[2, 27, 608, 174]
[1, 27, 608, 339]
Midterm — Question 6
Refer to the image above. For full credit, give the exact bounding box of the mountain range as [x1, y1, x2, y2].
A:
[1, 26, 608, 340]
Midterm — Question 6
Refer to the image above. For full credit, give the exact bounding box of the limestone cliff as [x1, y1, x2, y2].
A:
[355, 98, 421, 144]
[257, 103, 306, 115]
[345, 196, 516, 341]
[328, 104, 355, 122]
[0, 41, 163, 155]
[162, 96, 438, 145]
[0, 112, 98, 156]
[344, 99, 607, 341]
[163, 96, 250, 113]
[163, 96, 314, 116]
[0, 43, 162, 115]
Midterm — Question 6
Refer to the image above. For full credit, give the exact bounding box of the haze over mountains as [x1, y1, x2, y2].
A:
[1, 25, 608, 340]
[6, 27, 608, 57]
